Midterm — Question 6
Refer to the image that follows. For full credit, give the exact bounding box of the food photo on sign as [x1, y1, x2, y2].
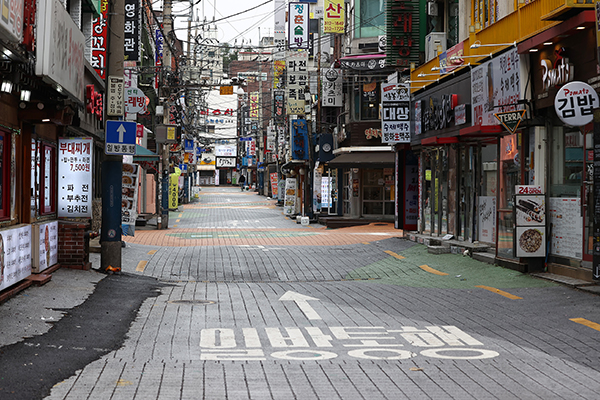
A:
[121, 163, 140, 236]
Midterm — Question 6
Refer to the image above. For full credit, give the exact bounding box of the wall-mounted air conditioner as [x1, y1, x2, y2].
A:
[425, 32, 447, 63]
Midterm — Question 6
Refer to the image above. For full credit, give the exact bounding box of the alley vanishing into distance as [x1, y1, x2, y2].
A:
[2, 187, 600, 399]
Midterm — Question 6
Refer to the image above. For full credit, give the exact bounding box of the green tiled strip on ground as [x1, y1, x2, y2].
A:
[166, 231, 318, 239]
[346, 245, 558, 289]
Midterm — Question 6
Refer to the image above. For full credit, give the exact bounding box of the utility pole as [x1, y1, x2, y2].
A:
[100, 0, 125, 272]
[159, 0, 173, 229]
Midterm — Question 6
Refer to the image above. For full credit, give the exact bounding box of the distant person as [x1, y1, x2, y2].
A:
[239, 174, 246, 191]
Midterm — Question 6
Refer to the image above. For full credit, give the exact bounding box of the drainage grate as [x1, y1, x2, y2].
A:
[169, 300, 216, 305]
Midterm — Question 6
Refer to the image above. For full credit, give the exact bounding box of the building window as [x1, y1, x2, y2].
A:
[31, 139, 57, 217]
[0, 131, 10, 220]
[354, 78, 380, 121]
[355, 0, 386, 38]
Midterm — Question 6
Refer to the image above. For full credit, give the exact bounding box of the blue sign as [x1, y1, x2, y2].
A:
[239, 137, 253, 141]
[184, 139, 194, 153]
[179, 163, 188, 173]
[105, 120, 137, 155]
[291, 119, 308, 160]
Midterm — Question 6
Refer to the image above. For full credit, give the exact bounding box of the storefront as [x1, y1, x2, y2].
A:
[518, 11, 597, 276]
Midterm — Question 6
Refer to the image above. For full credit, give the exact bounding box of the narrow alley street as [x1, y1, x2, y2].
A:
[2, 187, 600, 399]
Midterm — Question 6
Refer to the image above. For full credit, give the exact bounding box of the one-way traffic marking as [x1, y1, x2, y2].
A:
[279, 291, 322, 320]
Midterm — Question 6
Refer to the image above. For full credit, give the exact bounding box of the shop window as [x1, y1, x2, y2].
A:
[31, 139, 57, 217]
[362, 168, 394, 218]
[0, 131, 9, 220]
[354, 79, 380, 121]
[354, 0, 386, 39]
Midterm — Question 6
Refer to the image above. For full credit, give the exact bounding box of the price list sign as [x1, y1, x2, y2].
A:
[58, 137, 93, 218]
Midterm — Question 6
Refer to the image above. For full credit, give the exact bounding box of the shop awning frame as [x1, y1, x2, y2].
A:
[133, 145, 160, 162]
[326, 152, 395, 168]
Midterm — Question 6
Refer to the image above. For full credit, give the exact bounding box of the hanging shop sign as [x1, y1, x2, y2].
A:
[91, 0, 109, 79]
[0, 0, 23, 42]
[554, 81, 598, 126]
[250, 92, 259, 119]
[0, 225, 32, 292]
[322, 68, 343, 107]
[471, 47, 521, 126]
[125, 86, 146, 114]
[288, 2, 309, 49]
[494, 110, 526, 134]
[381, 83, 410, 143]
[124, 0, 141, 61]
[324, 0, 344, 33]
[286, 51, 309, 115]
[291, 119, 309, 160]
[58, 137, 93, 218]
[341, 56, 386, 71]
[385, 0, 419, 67]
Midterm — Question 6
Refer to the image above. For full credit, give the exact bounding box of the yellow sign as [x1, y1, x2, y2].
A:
[220, 86, 233, 95]
[324, 0, 344, 33]
[167, 126, 176, 141]
[169, 168, 181, 210]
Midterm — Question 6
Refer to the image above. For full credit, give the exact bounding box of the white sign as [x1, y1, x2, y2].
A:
[58, 137, 93, 217]
[516, 226, 546, 258]
[321, 176, 332, 208]
[288, 2, 309, 49]
[283, 178, 297, 215]
[322, 68, 343, 107]
[381, 83, 410, 143]
[0, 0, 23, 42]
[36, 0, 85, 101]
[216, 157, 236, 168]
[478, 196, 496, 244]
[515, 195, 545, 226]
[471, 48, 521, 126]
[215, 145, 237, 157]
[0, 225, 32, 292]
[107, 76, 125, 116]
[122, 163, 139, 236]
[549, 197, 583, 259]
[554, 81, 599, 126]
[125, 86, 146, 114]
[33, 221, 58, 273]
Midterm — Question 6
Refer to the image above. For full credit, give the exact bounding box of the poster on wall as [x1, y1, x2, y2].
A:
[58, 137, 93, 218]
[0, 225, 32, 291]
[270, 173, 279, 199]
[283, 178, 297, 215]
[122, 163, 140, 236]
[478, 196, 496, 244]
[515, 195, 545, 226]
[32, 221, 58, 273]
[549, 197, 583, 259]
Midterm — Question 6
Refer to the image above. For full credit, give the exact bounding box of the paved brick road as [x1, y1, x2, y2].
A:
[42, 187, 600, 399]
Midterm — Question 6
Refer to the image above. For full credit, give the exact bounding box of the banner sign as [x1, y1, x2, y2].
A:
[322, 68, 343, 107]
[286, 51, 309, 115]
[324, 0, 344, 33]
[289, 3, 309, 49]
[0, 225, 32, 292]
[291, 119, 309, 160]
[124, 0, 141, 61]
[250, 92, 259, 119]
[381, 83, 410, 143]
[91, 0, 109, 79]
[122, 163, 140, 236]
[274, 60, 286, 89]
[270, 173, 279, 199]
[58, 137, 93, 217]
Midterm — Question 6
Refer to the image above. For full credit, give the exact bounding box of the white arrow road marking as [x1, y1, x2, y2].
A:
[279, 291, 322, 320]
[117, 124, 127, 142]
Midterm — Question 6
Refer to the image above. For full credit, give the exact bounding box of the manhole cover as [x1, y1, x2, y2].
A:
[169, 300, 215, 305]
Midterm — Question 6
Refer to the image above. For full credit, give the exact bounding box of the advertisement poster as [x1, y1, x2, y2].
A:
[313, 168, 322, 212]
[169, 167, 181, 210]
[0, 225, 32, 291]
[549, 197, 583, 259]
[471, 47, 521, 126]
[321, 177, 332, 208]
[270, 173, 279, 199]
[283, 178, 297, 215]
[516, 226, 546, 258]
[515, 195, 545, 226]
[122, 163, 140, 236]
[478, 196, 496, 244]
[33, 221, 58, 273]
[58, 137, 93, 218]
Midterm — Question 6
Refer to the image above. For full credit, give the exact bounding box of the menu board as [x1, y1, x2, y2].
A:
[121, 163, 139, 236]
[478, 196, 496, 244]
[58, 137, 93, 217]
[0, 225, 32, 291]
[548, 197, 582, 259]
[515, 193, 546, 258]
[283, 178, 297, 215]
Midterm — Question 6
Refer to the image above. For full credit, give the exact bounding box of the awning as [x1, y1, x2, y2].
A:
[281, 160, 307, 171]
[327, 152, 395, 168]
[133, 145, 159, 162]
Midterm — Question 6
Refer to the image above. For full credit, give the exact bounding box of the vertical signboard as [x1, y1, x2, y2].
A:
[274, 0, 286, 57]
[386, 0, 419, 67]
[284, 178, 297, 215]
[291, 119, 308, 160]
[91, 0, 109, 79]
[124, 0, 140, 61]
[381, 83, 411, 143]
[0, 225, 32, 292]
[288, 2, 309, 49]
[471, 48, 521, 126]
[478, 196, 496, 244]
[515, 189, 546, 258]
[594, 121, 600, 280]
[286, 51, 309, 115]
[250, 92, 259, 119]
[322, 68, 343, 107]
[324, 0, 344, 33]
[58, 138, 93, 218]
[122, 163, 140, 236]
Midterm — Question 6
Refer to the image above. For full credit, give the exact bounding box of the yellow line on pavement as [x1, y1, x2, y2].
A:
[148, 250, 157, 255]
[172, 225, 178, 228]
[570, 318, 600, 332]
[362, 242, 370, 245]
[385, 250, 405, 259]
[176, 219, 181, 222]
[475, 285, 522, 300]
[419, 264, 448, 276]
[178, 213, 183, 218]
[136, 261, 148, 272]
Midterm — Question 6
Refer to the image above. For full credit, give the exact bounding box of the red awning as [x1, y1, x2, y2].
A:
[420, 136, 459, 146]
[459, 124, 503, 138]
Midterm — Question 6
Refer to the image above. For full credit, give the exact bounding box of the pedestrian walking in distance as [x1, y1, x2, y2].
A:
[239, 174, 246, 191]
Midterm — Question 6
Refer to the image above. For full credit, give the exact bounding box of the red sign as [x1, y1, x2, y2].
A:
[516, 185, 543, 195]
[91, 0, 109, 79]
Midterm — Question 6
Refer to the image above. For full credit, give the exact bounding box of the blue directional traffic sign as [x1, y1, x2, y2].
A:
[105, 120, 137, 155]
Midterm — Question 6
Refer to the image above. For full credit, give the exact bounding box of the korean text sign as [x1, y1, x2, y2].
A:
[324, 0, 344, 33]
[58, 138, 93, 218]
[288, 3, 309, 49]
[381, 83, 410, 143]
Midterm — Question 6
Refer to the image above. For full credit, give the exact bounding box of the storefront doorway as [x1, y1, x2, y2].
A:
[362, 168, 394, 219]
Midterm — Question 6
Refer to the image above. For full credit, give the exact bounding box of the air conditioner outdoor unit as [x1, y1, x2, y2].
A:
[425, 32, 447, 63]
[427, 2, 438, 16]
